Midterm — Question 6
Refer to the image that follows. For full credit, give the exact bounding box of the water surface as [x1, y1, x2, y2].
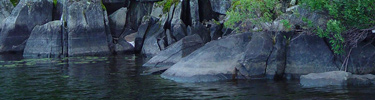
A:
[0, 54, 374, 99]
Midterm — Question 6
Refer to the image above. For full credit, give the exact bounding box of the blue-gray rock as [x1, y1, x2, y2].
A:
[141, 23, 164, 57]
[0, 0, 53, 53]
[346, 42, 375, 74]
[109, 7, 128, 38]
[189, 0, 199, 24]
[161, 33, 253, 82]
[65, 1, 111, 56]
[266, 32, 290, 79]
[126, 1, 153, 30]
[209, 0, 231, 15]
[134, 16, 158, 52]
[23, 21, 62, 58]
[143, 34, 204, 67]
[300, 71, 351, 88]
[171, 19, 187, 41]
[114, 38, 134, 54]
[348, 74, 375, 86]
[285, 34, 339, 79]
[0, 0, 13, 30]
[241, 32, 273, 78]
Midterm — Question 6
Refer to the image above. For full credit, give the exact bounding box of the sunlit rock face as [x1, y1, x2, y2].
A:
[0, 0, 53, 53]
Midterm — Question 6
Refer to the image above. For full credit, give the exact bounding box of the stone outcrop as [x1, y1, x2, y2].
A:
[285, 34, 339, 79]
[143, 34, 204, 67]
[300, 71, 352, 88]
[0, 0, 13, 31]
[109, 7, 128, 38]
[64, 1, 111, 56]
[23, 21, 62, 58]
[0, 0, 53, 53]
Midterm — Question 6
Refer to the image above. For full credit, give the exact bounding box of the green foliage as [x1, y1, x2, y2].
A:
[100, 1, 106, 10]
[300, 0, 375, 29]
[53, 0, 57, 6]
[156, 0, 180, 13]
[281, 19, 291, 31]
[225, 0, 283, 29]
[10, 0, 19, 6]
[317, 20, 345, 54]
[300, 0, 375, 54]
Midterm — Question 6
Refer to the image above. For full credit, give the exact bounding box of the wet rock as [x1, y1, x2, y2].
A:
[143, 34, 204, 67]
[114, 38, 134, 54]
[285, 34, 339, 79]
[0, 0, 53, 53]
[161, 33, 253, 82]
[109, 7, 128, 38]
[209, 0, 231, 15]
[348, 74, 375, 86]
[23, 21, 62, 58]
[300, 71, 351, 88]
[65, 1, 111, 56]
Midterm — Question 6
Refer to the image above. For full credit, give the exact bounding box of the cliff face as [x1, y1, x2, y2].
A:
[0, 0, 374, 82]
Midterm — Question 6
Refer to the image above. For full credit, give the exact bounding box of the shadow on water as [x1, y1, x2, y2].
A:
[0, 54, 375, 99]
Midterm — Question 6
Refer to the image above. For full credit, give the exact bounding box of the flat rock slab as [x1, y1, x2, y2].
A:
[161, 33, 252, 82]
[300, 71, 352, 88]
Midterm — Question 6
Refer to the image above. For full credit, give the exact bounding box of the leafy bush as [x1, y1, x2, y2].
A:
[300, 0, 375, 29]
[300, 0, 375, 54]
[225, 0, 282, 29]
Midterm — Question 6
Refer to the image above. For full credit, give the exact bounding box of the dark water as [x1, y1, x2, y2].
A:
[0, 54, 375, 100]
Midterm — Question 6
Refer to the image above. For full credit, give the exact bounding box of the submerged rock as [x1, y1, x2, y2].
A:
[143, 34, 204, 67]
[23, 21, 62, 58]
[0, 0, 53, 53]
[300, 71, 351, 88]
[348, 74, 375, 86]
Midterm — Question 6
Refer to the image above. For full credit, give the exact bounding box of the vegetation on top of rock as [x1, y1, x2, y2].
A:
[299, 0, 375, 55]
[10, 0, 18, 6]
[156, 0, 180, 13]
[224, 0, 282, 30]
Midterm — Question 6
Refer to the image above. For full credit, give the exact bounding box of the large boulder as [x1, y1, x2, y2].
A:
[161, 33, 253, 82]
[348, 74, 375, 86]
[241, 32, 273, 77]
[126, 1, 153, 30]
[346, 42, 375, 74]
[0, 0, 13, 29]
[300, 71, 352, 88]
[134, 16, 158, 52]
[0, 0, 53, 53]
[141, 23, 164, 57]
[23, 21, 62, 58]
[65, 1, 111, 56]
[143, 34, 204, 67]
[209, 0, 231, 15]
[109, 7, 128, 38]
[285, 34, 339, 79]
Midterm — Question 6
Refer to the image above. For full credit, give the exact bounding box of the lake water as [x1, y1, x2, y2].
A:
[0, 54, 375, 99]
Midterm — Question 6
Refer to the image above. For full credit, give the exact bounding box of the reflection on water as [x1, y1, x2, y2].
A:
[0, 54, 375, 99]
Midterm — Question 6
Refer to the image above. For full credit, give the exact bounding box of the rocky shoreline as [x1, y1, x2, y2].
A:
[0, 0, 374, 84]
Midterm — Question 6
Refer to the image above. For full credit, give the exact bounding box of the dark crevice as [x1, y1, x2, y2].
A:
[198, 0, 219, 22]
